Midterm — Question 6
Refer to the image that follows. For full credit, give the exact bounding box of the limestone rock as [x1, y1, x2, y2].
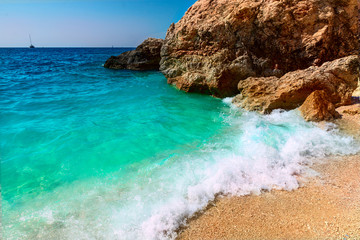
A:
[299, 90, 340, 121]
[104, 38, 164, 70]
[160, 0, 359, 97]
[232, 55, 359, 113]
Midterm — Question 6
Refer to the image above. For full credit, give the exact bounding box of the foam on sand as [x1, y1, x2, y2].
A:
[141, 109, 359, 239]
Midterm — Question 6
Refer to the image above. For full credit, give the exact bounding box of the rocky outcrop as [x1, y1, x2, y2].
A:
[160, 0, 359, 97]
[105, 38, 164, 70]
[299, 90, 341, 121]
[232, 55, 360, 113]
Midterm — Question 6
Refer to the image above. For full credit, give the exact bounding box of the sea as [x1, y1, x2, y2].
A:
[1, 48, 359, 240]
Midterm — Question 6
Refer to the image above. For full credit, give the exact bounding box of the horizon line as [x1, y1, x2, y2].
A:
[0, 46, 137, 48]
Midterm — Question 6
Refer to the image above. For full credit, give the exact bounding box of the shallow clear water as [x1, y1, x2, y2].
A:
[1, 48, 359, 240]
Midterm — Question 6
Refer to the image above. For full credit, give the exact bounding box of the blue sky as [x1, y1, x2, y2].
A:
[0, 0, 196, 47]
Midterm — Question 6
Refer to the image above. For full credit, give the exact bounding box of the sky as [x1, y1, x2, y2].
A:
[0, 0, 197, 47]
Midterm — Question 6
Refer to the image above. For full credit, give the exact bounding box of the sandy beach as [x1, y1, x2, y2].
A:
[178, 104, 360, 240]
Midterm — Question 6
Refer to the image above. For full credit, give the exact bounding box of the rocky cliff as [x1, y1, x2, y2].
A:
[104, 38, 164, 70]
[160, 0, 359, 98]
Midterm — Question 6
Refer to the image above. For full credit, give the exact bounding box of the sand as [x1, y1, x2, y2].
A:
[177, 104, 360, 240]
[335, 104, 360, 141]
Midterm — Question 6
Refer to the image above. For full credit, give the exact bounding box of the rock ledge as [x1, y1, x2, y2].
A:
[232, 55, 359, 114]
[104, 38, 164, 71]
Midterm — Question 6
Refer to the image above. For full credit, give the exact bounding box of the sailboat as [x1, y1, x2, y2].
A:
[29, 34, 35, 48]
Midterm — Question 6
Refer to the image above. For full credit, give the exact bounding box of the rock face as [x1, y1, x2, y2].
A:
[104, 38, 164, 70]
[160, 0, 359, 97]
[299, 90, 341, 121]
[232, 55, 359, 113]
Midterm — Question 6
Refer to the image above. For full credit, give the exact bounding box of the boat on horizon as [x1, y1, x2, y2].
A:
[29, 34, 35, 48]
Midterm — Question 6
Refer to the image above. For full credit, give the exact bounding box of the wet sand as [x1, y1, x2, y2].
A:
[177, 104, 360, 240]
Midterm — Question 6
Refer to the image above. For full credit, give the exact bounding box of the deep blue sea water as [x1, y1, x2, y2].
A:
[1, 48, 359, 240]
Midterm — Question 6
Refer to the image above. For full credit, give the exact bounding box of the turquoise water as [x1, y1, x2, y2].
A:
[1, 48, 359, 240]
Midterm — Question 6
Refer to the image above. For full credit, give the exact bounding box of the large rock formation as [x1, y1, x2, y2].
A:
[232, 55, 359, 113]
[160, 0, 359, 97]
[104, 38, 164, 70]
[299, 90, 341, 121]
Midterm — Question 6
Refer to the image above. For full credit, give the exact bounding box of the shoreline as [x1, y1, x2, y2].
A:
[177, 104, 360, 240]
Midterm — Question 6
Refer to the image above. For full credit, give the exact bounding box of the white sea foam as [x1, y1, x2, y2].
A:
[4, 108, 359, 240]
[139, 109, 359, 240]
[222, 97, 234, 106]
